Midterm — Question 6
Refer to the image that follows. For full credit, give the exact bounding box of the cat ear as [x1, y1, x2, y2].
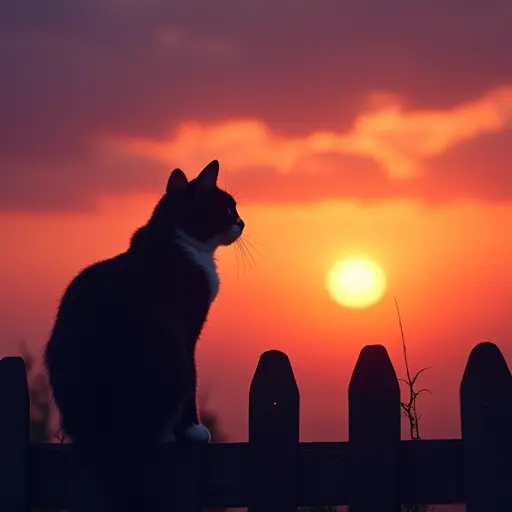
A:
[166, 169, 188, 194]
[196, 160, 219, 190]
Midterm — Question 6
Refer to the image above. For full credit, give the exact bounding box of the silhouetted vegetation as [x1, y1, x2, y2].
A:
[394, 299, 434, 512]
[20, 344, 53, 443]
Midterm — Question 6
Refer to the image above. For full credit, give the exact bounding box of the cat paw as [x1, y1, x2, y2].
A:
[184, 423, 211, 443]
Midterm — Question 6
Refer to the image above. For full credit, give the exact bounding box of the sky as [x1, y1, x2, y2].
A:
[1, 0, 512, 448]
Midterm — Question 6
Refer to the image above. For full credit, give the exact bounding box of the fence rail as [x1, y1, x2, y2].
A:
[1, 342, 511, 511]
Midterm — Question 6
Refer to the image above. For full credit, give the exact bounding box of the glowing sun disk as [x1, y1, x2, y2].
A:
[326, 257, 387, 309]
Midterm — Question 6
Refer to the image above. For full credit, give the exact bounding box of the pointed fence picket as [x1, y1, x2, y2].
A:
[0, 342, 511, 511]
[348, 345, 401, 511]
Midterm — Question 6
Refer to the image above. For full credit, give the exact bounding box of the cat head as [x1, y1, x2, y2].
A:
[152, 160, 244, 251]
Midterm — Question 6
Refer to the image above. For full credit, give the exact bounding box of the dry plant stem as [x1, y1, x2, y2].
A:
[394, 297, 432, 441]
[394, 297, 434, 512]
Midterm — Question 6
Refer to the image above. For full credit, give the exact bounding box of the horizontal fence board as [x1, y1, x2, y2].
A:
[399, 438, 464, 505]
[159, 443, 204, 512]
[30, 439, 465, 508]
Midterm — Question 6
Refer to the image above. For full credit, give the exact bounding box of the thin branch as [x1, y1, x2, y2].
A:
[395, 297, 434, 512]
[394, 296, 412, 383]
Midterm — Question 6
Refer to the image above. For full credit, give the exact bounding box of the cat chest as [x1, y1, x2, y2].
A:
[180, 247, 220, 304]
[193, 252, 219, 303]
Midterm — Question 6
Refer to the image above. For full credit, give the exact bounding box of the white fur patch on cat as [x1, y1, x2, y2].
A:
[184, 423, 211, 443]
[176, 231, 220, 304]
[159, 423, 211, 444]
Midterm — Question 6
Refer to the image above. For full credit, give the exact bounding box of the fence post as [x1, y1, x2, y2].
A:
[461, 341, 512, 512]
[348, 345, 401, 512]
[0, 357, 30, 512]
[248, 350, 299, 512]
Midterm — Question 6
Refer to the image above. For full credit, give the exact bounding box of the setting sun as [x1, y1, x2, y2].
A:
[326, 256, 387, 309]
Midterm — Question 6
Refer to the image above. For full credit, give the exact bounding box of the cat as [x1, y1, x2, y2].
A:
[44, 160, 244, 512]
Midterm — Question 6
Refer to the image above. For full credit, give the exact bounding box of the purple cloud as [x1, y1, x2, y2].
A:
[1, 0, 511, 210]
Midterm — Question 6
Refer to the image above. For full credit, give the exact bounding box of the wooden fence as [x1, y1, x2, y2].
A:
[0, 342, 511, 511]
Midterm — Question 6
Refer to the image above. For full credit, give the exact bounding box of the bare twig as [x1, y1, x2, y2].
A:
[394, 297, 434, 512]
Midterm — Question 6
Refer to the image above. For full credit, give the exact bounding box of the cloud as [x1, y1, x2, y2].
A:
[421, 129, 512, 203]
[1, 0, 512, 209]
[0, 149, 168, 211]
[228, 155, 396, 204]
[122, 86, 512, 181]
[2, 85, 512, 210]
[342, 87, 512, 178]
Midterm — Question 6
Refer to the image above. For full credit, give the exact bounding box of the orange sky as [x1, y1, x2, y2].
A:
[2, 0, 512, 444]
[1, 196, 511, 442]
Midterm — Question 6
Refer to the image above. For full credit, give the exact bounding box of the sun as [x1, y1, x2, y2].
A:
[326, 256, 387, 309]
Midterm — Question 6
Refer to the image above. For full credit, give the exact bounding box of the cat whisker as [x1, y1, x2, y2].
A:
[240, 239, 252, 276]
[244, 234, 263, 245]
[235, 238, 250, 277]
[223, 167, 234, 192]
[234, 238, 242, 280]
[222, 167, 244, 201]
[242, 239, 258, 268]
[238, 236, 258, 275]
[231, 186, 243, 201]
[240, 235, 263, 257]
